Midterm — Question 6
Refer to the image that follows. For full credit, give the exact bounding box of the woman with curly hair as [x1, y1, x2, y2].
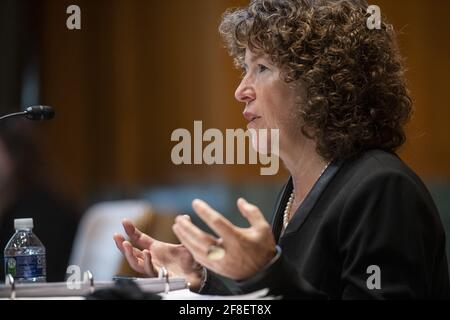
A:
[114, 0, 450, 299]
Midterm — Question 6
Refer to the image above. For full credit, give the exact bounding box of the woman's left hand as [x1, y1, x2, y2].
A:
[172, 198, 277, 281]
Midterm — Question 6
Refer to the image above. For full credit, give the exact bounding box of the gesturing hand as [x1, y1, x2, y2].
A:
[172, 198, 276, 281]
[113, 219, 204, 291]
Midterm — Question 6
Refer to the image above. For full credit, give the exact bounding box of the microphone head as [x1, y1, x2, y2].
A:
[25, 105, 55, 121]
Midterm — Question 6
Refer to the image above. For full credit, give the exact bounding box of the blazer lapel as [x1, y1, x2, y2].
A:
[281, 160, 343, 239]
[271, 177, 293, 242]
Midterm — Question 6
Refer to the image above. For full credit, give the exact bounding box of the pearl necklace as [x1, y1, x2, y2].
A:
[283, 162, 331, 230]
[283, 192, 296, 230]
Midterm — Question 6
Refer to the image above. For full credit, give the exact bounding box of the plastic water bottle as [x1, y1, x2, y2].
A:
[4, 218, 46, 283]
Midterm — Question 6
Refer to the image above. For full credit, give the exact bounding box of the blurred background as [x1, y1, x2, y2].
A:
[0, 0, 449, 281]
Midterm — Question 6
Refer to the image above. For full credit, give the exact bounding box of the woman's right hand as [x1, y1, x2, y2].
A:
[113, 218, 205, 291]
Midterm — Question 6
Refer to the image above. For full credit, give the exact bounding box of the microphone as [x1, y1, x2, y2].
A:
[24, 106, 55, 121]
[0, 105, 55, 121]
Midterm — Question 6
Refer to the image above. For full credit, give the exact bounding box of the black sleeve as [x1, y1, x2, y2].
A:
[199, 270, 242, 296]
[235, 251, 328, 299]
[338, 170, 450, 299]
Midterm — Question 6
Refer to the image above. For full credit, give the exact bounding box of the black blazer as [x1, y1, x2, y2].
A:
[201, 150, 450, 299]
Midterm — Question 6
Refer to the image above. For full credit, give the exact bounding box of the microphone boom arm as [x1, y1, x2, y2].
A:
[0, 111, 27, 121]
[0, 106, 55, 122]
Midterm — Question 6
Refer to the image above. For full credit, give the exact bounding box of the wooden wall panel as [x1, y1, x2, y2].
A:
[38, 0, 450, 201]
[375, 0, 450, 179]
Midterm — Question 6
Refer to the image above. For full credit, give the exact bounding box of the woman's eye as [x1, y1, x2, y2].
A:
[258, 64, 268, 73]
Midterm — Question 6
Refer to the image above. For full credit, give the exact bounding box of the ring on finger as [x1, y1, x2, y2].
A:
[206, 244, 226, 261]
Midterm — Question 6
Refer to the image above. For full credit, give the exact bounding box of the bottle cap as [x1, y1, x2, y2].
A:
[14, 218, 34, 230]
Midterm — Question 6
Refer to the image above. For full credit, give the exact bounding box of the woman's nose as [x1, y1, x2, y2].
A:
[235, 77, 255, 104]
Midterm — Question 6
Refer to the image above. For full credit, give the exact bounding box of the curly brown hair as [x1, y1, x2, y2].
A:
[219, 0, 412, 161]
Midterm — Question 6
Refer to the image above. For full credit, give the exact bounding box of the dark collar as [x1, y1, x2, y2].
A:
[272, 159, 343, 242]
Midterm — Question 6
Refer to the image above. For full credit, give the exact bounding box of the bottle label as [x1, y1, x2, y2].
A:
[4, 254, 46, 279]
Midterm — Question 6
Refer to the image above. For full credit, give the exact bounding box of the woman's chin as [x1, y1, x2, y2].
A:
[249, 129, 271, 155]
